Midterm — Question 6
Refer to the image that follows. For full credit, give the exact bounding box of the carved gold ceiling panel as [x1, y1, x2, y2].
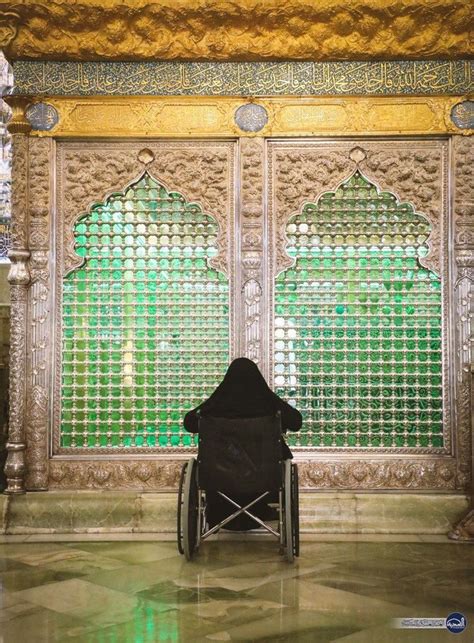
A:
[1, 0, 472, 62]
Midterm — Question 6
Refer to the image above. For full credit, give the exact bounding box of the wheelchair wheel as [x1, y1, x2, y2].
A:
[181, 458, 200, 561]
[177, 460, 188, 555]
[283, 460, 294, 563]
[291, 463, 300, 558]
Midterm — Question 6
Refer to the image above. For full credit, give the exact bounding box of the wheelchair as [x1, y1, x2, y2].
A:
[177, 412, 299, 562]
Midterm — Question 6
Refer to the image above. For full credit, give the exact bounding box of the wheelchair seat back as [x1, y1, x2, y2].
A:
[197, 414, 282, 496]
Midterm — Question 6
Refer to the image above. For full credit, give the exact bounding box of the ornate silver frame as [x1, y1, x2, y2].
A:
[52, 139, 238, 457]
[4, 123, 472, 491]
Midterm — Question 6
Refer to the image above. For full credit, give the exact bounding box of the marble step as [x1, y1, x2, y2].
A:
[0, 491, 468, 536]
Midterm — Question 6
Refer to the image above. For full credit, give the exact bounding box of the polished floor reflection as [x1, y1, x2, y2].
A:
[0, 538, 473, 642]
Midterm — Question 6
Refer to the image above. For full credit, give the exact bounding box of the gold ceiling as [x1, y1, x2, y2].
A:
[1, 0, 473, 62]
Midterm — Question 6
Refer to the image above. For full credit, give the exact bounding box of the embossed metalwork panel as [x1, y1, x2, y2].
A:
[28, 133, 466, 491]
[267, 139, 452, 460]
[2, 1, 472, 63]
[53, 140, 236, 455]
[274, 170, 443, 450]
[25, 102, 59, 131]
[0, 217, 10, 261]
[451, 101, 474, 130]
[0, 89, 468, 493]
[22, 96, 469, 139]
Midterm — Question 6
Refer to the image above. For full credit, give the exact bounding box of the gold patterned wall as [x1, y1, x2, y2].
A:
[1, 0, 472, 61]
[17, 96, 474, 139]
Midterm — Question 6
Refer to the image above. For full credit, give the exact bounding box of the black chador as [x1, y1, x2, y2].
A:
[183, 357, 302, 530]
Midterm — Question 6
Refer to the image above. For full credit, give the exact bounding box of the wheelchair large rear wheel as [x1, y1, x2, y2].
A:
[177, 461, 188, 555]
[181, 458, 200, 561]
[284, 460, 294, 563]
[291, 462, 300, 558]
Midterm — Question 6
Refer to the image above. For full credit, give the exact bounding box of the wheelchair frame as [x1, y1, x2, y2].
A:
[177, 457, 299, 563]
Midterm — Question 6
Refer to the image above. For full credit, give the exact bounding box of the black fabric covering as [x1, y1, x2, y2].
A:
[183, 357, 302, 460]
[197, 415, 282, 496]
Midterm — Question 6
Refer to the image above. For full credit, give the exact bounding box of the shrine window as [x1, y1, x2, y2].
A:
[60, 173, 229, 450]
[274, 170, 443, 449]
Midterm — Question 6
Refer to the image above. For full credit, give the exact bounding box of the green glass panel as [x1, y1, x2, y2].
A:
[274, 170, 443, 450]
[60, 173, 229, 449]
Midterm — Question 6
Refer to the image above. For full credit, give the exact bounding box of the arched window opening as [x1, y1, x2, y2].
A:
[60, 172, 229, 450]
[275, 170, 443, 449]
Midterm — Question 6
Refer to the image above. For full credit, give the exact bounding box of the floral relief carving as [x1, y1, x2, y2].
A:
[452, 137, 474, 494]
[454, 136, 474, 254]
[48, 458, 458, 491]
[29, 250, 49, 288]
[298, 460, 457, 490]
[455, 251, 474, 284]
[62, 149, 139, 274]
[26, 251, 51, 490]
[362, 147, 444, 275]
[275, 149, 349, 218]
[455, 202, 474, 222]
[10, 135, 28, 249]
[363, 149, 442, 221]
[49, 461, 182, 490]
[455, 370, 471, 490]
[25, 385, 48, 489]
[28, 138, 52, 249]
[149, 149, 229, 217]
[273, 148, 349, 274]
[25, 135, 53, 490]
[149, 148, 231, 276]
[241, 138, 264, 219]
[3, 0, 470, 62]
[63, 150, 136, 228]
[453, 137, 474, 209]
[242, 228, 262, 249]
[61, 143, 232, 275]
[241, 226, 263, 278]
[7, 286, 28, 445]
[240, 138, 265, 364]
[456, 228, 474, 246]
[243, 279, 262, 365]
[5, 279, 29, 492]
[4, 128, 31, 492]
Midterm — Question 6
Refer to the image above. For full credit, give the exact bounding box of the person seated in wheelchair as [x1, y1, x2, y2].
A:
[183, 357, 302, 530]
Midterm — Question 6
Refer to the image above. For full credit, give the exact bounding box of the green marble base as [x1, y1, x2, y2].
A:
[0, 493, 8, 532]
[0, 492, 469, 536]
[2, 492, 176, 535]
[299, 493, 469, 534]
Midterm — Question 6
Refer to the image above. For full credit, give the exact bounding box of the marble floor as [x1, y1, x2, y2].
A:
[0, 537, 473, 642]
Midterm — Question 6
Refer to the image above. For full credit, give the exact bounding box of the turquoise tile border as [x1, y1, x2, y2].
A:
[12, 60, 474, 97]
